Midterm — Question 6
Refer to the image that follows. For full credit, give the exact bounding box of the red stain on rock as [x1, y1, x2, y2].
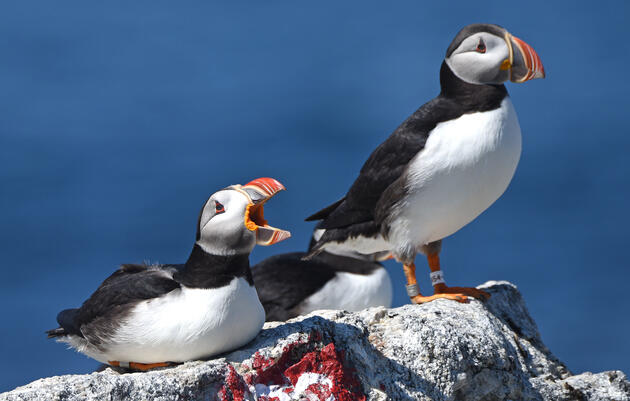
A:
[228, 331, 365, 400]
[248, 341, 303, 386]
[305, 382, 333, 400]
[218, 364, 248, 401]
[247, 331, 323, 386]
[284, 343, 365, 401]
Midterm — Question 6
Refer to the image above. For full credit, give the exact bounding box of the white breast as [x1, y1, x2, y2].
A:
[95, 277, 264, 364]
[296, 267, 392, 315]
[389, 97, 522, 251]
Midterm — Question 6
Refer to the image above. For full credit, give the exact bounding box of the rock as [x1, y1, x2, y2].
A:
[2, 281, 628, 401]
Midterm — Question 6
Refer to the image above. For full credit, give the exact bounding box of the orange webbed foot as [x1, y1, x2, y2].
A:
[434, 284, 490, 300]
[410, 292, 469, 304]
[108, 361, 176, 371]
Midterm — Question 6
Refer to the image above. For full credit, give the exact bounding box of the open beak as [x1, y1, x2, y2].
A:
[239, 177, 291, 246]
[504, 33, 545, 83]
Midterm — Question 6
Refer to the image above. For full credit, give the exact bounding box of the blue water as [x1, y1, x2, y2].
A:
[1, 0, 629, 392]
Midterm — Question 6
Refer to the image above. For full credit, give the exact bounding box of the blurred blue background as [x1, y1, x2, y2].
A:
[1, 0, 629, 392]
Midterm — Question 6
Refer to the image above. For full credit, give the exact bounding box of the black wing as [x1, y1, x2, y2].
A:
[252, 253, 336, 321]
[307, 61, 510, 231]
[252, 251, 382, 321]
[49, 263, 181, 339]
[306, 96, 461, 229]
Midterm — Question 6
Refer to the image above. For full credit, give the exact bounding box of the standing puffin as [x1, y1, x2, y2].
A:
[47, 178, 290, 370]
[306, 24, 545, 304]
[252, 225, 392, 321]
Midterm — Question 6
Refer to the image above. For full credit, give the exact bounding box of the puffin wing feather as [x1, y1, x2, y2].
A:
[252, 253, 336, 321]
[308, 97, 453, 231]
[49, 264, 181, 340]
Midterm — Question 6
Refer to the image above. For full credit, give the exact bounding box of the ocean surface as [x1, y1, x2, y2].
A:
[1, 0, 629, 392]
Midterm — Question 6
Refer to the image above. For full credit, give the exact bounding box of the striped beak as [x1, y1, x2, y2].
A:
[239, 177, 291, 246]
[504, 33, 545, 83]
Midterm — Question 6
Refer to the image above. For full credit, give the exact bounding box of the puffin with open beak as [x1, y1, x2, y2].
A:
[47, 177, 290, 370]
[306, 24, 544, 304]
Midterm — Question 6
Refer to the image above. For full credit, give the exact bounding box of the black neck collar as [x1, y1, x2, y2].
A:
[173, 244, 253, 289]
[439, 61, 508, 111]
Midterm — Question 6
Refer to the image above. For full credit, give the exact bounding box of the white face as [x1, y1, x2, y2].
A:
[197, 189, 256, 256]
[445, 32, 510, 85]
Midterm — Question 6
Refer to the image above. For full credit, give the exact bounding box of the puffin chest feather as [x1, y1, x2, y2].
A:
[105, 277, 265, 363]
[392, 97, 522, 246]
[296, 267, 393, 314]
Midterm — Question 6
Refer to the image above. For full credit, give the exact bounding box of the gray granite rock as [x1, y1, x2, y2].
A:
[2, 281, 628, 401]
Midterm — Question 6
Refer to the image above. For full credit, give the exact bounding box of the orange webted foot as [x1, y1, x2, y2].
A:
[403, 263, 468, 304]
[108, 361, 176, 371]
[410, 292, 468, 304]
[426, 253, 489, 301]
[433, 284, 490, 300]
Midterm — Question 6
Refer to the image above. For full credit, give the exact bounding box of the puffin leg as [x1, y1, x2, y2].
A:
[403, 263, 467, 304]
[108, 361, 177, 371]
[427, 253, 490, 300]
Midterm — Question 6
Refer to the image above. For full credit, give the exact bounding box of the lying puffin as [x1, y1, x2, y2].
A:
[252, 225, 392, 321]
[47, 178, 290, 370]
[306, 24, 545, 304]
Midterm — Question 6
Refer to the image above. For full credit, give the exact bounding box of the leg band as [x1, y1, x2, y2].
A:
[108, 361, 130, 368]
[430, 271, 445, 286]
[406, 283, 420, 297]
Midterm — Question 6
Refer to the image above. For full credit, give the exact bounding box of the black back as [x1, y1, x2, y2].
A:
[47, 245, 252, 344]
[252, 251, 382, 321]
[47, 264, 181, 343]
[306, 62, 508, 244]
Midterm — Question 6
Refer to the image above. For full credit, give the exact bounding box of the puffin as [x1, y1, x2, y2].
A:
[306, 24, 545, 304]
[47, 177, 290, 370]
[252, 225, 392, 321]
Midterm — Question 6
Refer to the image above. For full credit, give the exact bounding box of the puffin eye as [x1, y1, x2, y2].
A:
[476, 39, 486, 53]
[215, 201, 225, 214]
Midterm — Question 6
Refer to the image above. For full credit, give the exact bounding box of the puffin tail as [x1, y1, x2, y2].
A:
[46, 327, 68, 339]
[301, 249, 322, 261]
[305, 198, 345, 222]
[302, 241, 325, 261]
[46, 308, 81, 339]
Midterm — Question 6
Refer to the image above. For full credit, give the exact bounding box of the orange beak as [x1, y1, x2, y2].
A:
[505, 33, 545, 83]
[242, 177, 286, 202]
[240, 177, 291, 246]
